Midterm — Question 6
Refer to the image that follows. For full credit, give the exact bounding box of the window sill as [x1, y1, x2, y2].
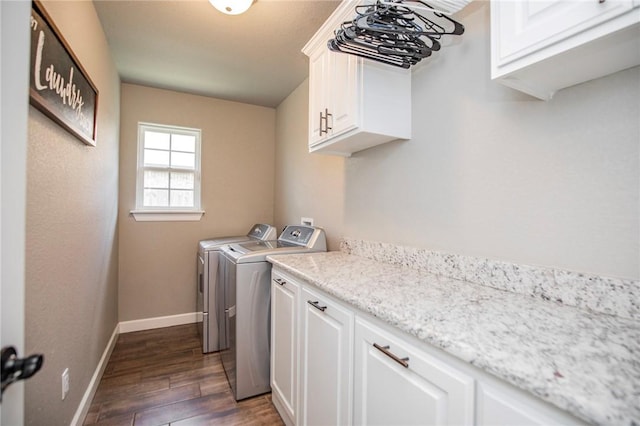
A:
[130, 210, 205, 222]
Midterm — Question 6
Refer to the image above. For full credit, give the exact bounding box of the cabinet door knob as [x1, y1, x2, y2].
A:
[274, 278, 286, 286]
[373, 343, 409, 368]
[307, 300, 327, 312]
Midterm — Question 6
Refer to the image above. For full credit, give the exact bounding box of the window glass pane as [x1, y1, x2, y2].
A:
[138, 123, 201, 212]
[144, 149, 170, 167]
[144, 170, 169, 189]
[172, 134, 196, 153]
[144, 189, 169, 207]
[171, 152, 195, 168]
[170, 190, 194, 207]
[144, 131, 170, 150]
[171, 171, 194, 190]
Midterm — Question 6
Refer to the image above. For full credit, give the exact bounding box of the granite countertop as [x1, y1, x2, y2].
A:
[267, 251, 640, 426]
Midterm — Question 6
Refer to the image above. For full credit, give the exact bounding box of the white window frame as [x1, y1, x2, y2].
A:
[130, 122, 204, 222]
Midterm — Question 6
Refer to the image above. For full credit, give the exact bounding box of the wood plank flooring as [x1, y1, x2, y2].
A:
[84, 324, 284, 426]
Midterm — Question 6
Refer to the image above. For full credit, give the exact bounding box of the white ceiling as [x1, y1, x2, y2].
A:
[94, 0, 340, 108]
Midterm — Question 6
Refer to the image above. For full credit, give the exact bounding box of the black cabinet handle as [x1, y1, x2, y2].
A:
[307, 300, 327, 312]
[373, 343, 409, 368]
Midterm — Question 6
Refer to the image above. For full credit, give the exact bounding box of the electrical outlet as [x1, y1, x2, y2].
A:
[61, 368, 69, 400]
[301, 217, 314, 226]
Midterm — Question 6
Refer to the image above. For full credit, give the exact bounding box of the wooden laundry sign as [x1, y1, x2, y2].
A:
[29, 1, 98, 146]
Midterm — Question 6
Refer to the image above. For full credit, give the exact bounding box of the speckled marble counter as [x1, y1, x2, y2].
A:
[267, 251, 640, 426]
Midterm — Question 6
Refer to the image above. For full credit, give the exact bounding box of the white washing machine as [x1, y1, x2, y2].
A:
[197, 224, 276, 353]
[218, 225, 327, 400]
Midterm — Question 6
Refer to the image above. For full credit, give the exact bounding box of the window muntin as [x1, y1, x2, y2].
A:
[136, 123, 201, 211]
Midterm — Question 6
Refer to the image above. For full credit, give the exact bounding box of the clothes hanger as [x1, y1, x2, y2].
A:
[335, 23, 440, 58]
[331, 26, 430, 68]
[329, 0, 465, 68]
[337, 20, 434, 58]
[354, 1, 463, 37]
[328, 38, 417, 68]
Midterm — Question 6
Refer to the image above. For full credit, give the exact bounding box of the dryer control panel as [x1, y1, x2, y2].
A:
[278, 225, 325, 249]
[247, 223, 277, 240]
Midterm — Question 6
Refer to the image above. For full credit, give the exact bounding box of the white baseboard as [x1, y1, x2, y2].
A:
[119, 312, 200, 334]
[70, 324, 119, 426]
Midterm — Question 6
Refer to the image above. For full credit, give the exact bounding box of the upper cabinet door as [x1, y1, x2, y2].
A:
[328, 48, 359, 138]
[307, 44, 359, 148]
[491, 0, 640, 100]
[494, 0, 634, 67]
[308, 47, 328, 147]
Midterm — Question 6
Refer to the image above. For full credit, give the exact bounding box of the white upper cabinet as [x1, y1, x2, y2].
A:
[302, 0, 412, 157]
[491, 0, 640, 100]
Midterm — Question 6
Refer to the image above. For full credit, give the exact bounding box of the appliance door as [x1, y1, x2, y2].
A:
[196, 253, 205, 350]
[220, 253, 237, 394]
[204, 251, 222, 353]
[216, 251, 229, 352]
[226, 260, 273, 400]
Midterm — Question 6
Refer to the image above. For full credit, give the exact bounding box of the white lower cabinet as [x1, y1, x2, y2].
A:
[270, 270, 300, 426]
[270, 267, 586, 426]
[477, 380, 586, 426]
[299, 285, 354, 426]
[353, 317, 474, 425]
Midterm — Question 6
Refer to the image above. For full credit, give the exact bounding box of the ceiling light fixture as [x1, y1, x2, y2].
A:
[209, 0, 254, 15]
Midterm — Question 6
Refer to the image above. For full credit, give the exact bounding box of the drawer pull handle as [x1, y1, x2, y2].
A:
[274, 278, 286, 286]
[307, 300, 327, 312]
[373, 343, 409, 368]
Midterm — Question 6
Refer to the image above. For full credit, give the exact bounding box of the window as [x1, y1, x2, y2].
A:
[132, 122, 203, 221]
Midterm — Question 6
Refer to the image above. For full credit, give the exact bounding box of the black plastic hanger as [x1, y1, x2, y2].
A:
[328, 0, 464, 68]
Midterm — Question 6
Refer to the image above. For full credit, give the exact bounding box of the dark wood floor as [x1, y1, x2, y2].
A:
[84, 324, 284, 426]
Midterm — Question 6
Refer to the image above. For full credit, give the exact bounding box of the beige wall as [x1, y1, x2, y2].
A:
[25, 1, 120, 424]
[275, 2, 639, 280]
[118, 84, 275, 321]
[274, 79, 345, 251]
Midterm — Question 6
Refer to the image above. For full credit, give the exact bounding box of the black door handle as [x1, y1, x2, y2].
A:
[1, 346, 44, 400]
